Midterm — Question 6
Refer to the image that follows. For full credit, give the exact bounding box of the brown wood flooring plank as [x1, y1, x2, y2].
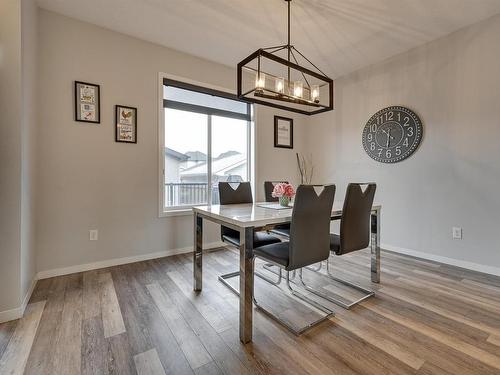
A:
[99, 272, 126, 338]
[147, 283, 213, 370]
[302, 324, 416, 375]
[462, 278, 500, 293]
[83, 270, 102, 319]
[342, 301, 494, 375]
[110, 266, 153, 355]
[52, 273, 83, 375]
[0, 301, 46, 375]
[167, 289, 255, 375]
[133, 348, 166, 375]
[8, 248, 500, 375]
[24, 276, 67, 375]
[112, 264, 194, 375]
[82, 315, 110, 375]
[0, 319, 17, 360]
[488, 336, 500, 347]
[361, 300, 500, 373]
[193, 361, 223, 375]
[107, 332, 137, 375]
[378, 285, 500, 337]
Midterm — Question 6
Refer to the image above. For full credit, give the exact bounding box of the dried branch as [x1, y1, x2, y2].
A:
[296, 153, 314, 184]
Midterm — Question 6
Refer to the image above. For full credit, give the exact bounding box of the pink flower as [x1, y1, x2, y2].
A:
[272, 183, 295, 198]
[272, 183, 285, 198]
[284, 184, 295, 198]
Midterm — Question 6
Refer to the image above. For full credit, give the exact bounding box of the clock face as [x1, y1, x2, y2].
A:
[362, 106, 423, 163]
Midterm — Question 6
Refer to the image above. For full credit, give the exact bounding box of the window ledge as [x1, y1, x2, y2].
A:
[160, 209, 193, 218]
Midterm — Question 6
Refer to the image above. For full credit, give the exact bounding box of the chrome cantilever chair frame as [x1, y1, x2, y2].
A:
[218, 257, 333, 336]
[297, 259, 374, 310]
[299, 183, 377, 309]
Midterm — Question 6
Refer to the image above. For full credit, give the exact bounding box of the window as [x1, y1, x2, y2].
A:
[161, 78, 253, 213]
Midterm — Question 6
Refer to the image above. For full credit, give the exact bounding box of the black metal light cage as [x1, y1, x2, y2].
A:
[236, 0, 334, 115]
[237, 50, 333, 115]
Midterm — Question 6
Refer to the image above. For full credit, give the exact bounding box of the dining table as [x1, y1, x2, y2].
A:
[192, 201, 381, 343]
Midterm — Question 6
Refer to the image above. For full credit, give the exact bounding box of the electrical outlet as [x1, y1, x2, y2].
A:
[89, 229, 98, 241]
[452, 227, 462, 240]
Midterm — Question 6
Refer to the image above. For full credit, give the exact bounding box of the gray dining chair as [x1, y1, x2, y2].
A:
[218, 182, 281, 247]
[250, 184, 336, 335]
[264, 181, 291, 237]
[217, 182, 282, 294]
[299, 183, 377, 309]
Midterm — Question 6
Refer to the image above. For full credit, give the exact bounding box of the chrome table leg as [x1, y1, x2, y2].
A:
[371, 207, 381, 283]
[193, 212, 203, 291]
[239, 227, 254, 344]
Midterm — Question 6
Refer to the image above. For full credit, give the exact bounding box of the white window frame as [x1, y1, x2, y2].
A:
[158, 73, 254, 217]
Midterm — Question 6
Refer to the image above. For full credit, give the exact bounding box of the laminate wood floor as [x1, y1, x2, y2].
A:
[1, 247, 500, 374]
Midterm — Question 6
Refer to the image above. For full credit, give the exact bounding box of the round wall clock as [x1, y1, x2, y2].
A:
[362, 106, 423, 163]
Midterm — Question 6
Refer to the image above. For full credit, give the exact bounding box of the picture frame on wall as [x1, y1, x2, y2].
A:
[274, 115, 293, 149]
[115, 105, 137, 143]
[74, 81, 100, 123]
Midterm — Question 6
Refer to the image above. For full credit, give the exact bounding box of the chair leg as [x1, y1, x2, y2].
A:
[218, 271, 241, 296]
[263, 263, 299, 279]
[220, 259, 334, 335]
[300, 256, 374, 309]
[252, 265, 334, 336]
[284, 271, 334, 316]
[305, 261, 323, 272]
[219, 259, 283, 295]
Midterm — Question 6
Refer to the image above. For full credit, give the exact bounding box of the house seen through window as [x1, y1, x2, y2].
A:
[163, 80, 252, 210]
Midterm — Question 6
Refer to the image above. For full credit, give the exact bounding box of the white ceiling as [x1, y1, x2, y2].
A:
[37, 0, 500, 78]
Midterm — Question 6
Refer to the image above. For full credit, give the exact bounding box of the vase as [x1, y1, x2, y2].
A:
[279, 196, 290, 207]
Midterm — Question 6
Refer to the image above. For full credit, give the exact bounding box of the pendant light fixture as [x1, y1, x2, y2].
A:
[237, 0, 334, 115]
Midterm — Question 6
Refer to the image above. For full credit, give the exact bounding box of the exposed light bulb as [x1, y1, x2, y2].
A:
[255, 72, 266, 92]
[275, 77, 285, 94]
[311, 85, 320, 103]
[293, 81, 303, 98]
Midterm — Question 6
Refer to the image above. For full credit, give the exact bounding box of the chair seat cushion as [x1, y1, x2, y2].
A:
[222, 229, 281, 248]
[330, 233, 340, 254]
[253, 241, 290, 268]
[270, 223, 290, 237]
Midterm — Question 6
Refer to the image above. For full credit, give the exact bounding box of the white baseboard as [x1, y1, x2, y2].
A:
[36, 241, 225, 280]
[0, 275, 38, 323]
[0, 306, 23, 323]
[382, 243, 500, 277]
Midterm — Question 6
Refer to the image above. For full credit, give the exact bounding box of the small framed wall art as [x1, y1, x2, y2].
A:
[74, 81, 100, 123]
[274, 115, 293, 149]
[115, 105, 137, 143]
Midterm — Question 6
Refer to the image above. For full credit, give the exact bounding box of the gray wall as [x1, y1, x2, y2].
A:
[35, 10, 306, 273]
[20, 0, 38, 312]
[0, 0, 23, 313]
[307, 14, 500, 272]
[0, 0, 37, 316]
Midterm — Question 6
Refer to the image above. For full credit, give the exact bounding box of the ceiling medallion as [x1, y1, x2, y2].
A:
[237, 0, 334, 115]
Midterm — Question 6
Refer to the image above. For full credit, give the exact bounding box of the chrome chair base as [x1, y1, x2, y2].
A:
[218, 260, 334, 335]
[263, 259, 375, 310]
[321, 258, 375, 309]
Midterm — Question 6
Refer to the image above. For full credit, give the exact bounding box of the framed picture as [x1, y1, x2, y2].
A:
[115, 105, 137, 143]
[274, 116, 293, 149]
[74, 81, 100, 123]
